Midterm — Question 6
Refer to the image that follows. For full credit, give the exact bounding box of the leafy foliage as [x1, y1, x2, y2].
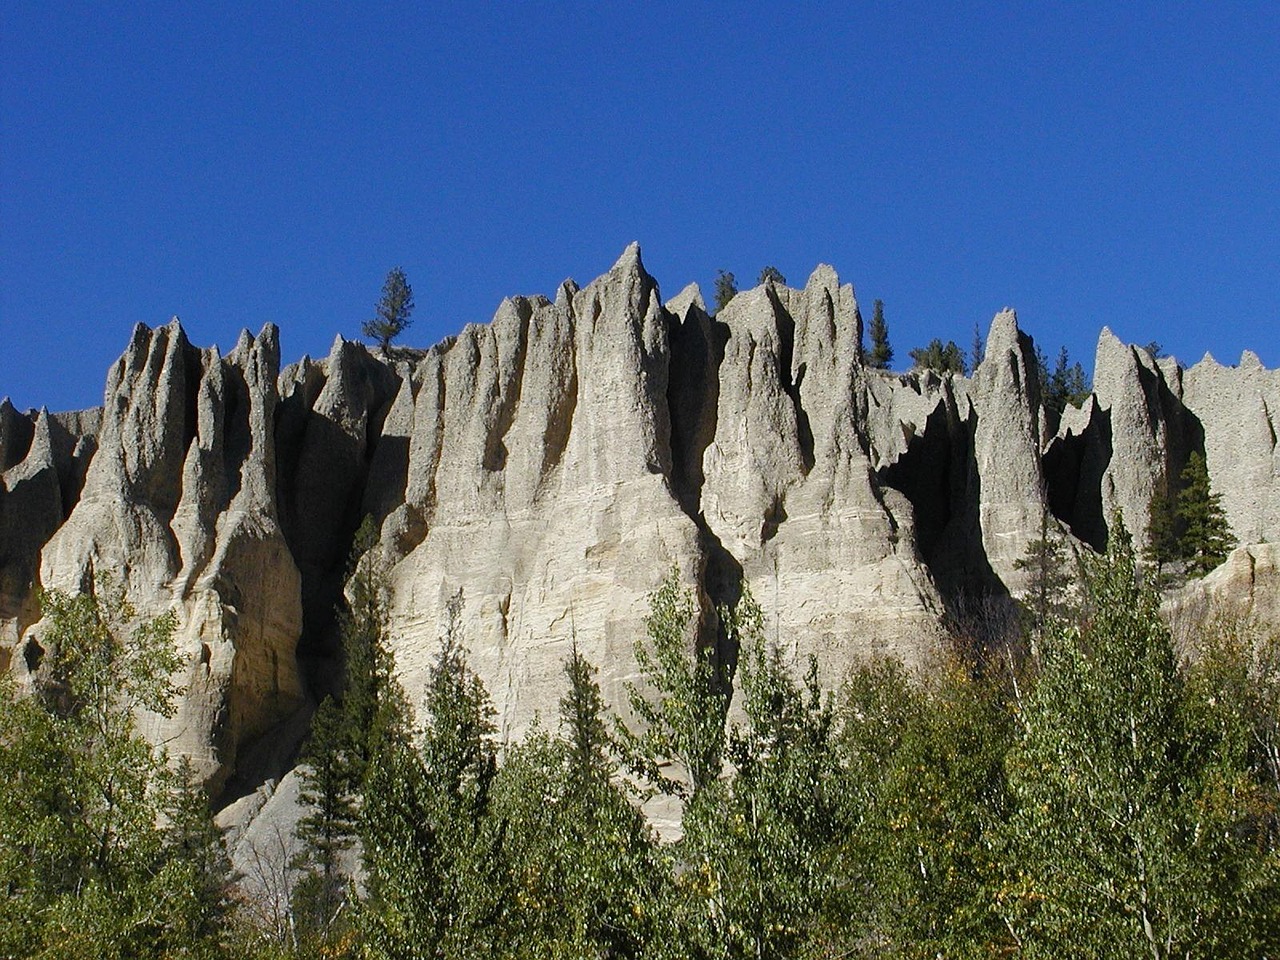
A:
[4, 530, 1276, 958]
[0, 582, 228, 958]
[757, 265, 786, 286]
[358, 591, 509, 959]
[616, 568, 728, 801]
[678, 591, 848, 958]
[999, 530, 1278, 957]
[362, 266, 414, 350]
[490, 651, 663, 957]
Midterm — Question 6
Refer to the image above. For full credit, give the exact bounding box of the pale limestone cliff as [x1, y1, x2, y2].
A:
[26, 321, 304, 793]
[1182, 351, 1280, 546]
[2, 245, 1277, 804]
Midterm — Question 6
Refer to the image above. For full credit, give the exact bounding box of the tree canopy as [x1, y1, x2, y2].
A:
[1038, 344, 1091, 417]
[909, 337, 966, 375]
[713, 269, 738, 314]
[2, 523, 1275, 959]
[1145, 451, 1237, 579]
[362, 267, 414, 350]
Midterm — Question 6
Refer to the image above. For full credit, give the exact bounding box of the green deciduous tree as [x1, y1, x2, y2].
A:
[362, 267, 415, 351]
[999, 528, 1278, 957]
[490, 648, 663, 957]
[867, 299, 893, 369]
[0, 582, 229, 959]
[616, 569, 728, 802]
[908, 337, 965, 375]
[677, 590, 849, 959]
[832, 660, 1012, 957]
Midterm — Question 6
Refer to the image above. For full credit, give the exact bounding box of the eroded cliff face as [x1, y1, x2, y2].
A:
[2, 245, 1277, 797]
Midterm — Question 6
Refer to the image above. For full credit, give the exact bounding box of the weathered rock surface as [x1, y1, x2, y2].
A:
[25, 321, 304, 793]
[3, 246, 1278, 804]
[700, 268, 948, 678]
[1182, 352, 1280, 546]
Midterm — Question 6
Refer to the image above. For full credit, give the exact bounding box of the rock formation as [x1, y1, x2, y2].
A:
[2, 244, 1277, 805]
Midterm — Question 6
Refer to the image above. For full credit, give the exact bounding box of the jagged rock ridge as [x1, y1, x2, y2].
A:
[2, 244, 1277, 800]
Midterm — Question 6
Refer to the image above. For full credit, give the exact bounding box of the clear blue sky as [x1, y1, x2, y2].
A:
[2, 2, 1277, 413]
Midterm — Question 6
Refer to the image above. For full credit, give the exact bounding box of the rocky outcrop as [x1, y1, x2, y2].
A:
[967, 309, 1049, 586]
[700, 268, 948, 677]
[1166, 542, 1280, 630]
[376, 246, 705, 738]
[1082, 331, 1184, 553]
[3, 246, 1278, 799]
[29, 321, 304, 793]
[1182, 352, 1280, 546]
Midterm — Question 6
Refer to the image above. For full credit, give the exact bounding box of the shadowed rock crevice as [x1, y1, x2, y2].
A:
[1043, 415, 1105, 550]
[667, 299, 725, 518]
[663, 291, 747, 685]
[482, 298, 531, 475]
[219, 361, 251, 507]
[274, 341, 401, 692]
[0, 401, 35, 471]
[771, 290, 816, 474]
[878, 399, 957, 563]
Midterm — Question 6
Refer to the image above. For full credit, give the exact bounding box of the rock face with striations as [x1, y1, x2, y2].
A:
[2, 245, 1278, 801]
[29, 321, 304, 793]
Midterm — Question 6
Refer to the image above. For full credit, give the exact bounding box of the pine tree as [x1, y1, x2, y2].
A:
[713, 269, 738, 313]
[1013, 504, 1074, 640]
[909, 337, 965, 375]
[362, 266, 414, 351]
[489, 649, 661, 956]
[560, 640, 613, 781]
[358, 593, 506, 959]
[970, 320, 985, 372]
[337, 515, 393, 784]
[868, 298, 893, 369]
[1143, 479, 1180, 576]
[1043, 345, 1090, 417]
[757, 265, 786, 286]
[294, 695, 355, 937]
[1176, 451, 1236, 576]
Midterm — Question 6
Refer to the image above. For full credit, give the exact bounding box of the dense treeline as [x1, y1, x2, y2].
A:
[2, 525, 1277, 957]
